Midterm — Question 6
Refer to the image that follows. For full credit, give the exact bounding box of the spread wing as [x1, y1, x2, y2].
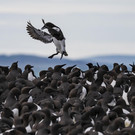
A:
[26, 22, 53, 43]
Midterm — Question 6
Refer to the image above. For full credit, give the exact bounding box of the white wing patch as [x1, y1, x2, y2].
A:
[52, 27, 60, 32]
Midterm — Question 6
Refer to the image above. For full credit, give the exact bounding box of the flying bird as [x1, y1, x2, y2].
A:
[26, 19, 68, 59]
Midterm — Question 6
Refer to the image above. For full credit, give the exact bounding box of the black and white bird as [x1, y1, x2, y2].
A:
[26, 19, 68, 59]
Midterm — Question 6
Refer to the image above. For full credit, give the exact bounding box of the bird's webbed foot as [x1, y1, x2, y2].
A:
[48, 55, 53, 59]
[48, 52, 59, 59]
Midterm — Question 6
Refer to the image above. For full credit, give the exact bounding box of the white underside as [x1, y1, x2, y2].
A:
[53, 37, 66, 54]
[28, 72, 35, 81]
[80, 87, 87, 100]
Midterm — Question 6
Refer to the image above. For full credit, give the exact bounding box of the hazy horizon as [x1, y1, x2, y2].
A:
[1, 0, 135, 59]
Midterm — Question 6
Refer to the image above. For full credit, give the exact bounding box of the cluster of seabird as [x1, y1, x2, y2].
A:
[1, 62, 135, 135]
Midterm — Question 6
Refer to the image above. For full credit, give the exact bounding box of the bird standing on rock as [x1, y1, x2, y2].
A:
[26, 19, 68, 59]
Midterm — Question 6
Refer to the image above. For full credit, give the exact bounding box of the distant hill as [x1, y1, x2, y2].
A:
[0, 54, 134, 75]
[0, 54, 88, 76]
[83, 55, 135, 64]
[82, 55, 135, 70]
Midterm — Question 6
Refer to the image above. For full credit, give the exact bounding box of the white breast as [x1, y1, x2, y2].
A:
[28, 72, 35, 81]
[28, 96, 33, 103]
[80, 87, 87, 100]
[53, 37, 66, 54]
[84, 127, 93, 133]
[12, 108, 19, 117]
[111, 80, 116, 87]
[122, 91, 129, 105]
[26, 124, 32, 133]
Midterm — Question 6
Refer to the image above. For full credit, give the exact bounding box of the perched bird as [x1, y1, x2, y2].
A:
[0, 118, 13, 133]
[4, 87, 20, 109]
[26, 19, 68, 59]
[0, 66, 9, 75]
[58, 75, 70, 97]
[6, 61, 22, 81]
[105, 117, 125, 134]
[52, 64, 66, 80]
[130, 62, 135, 73]
[59, 102, 74, 126]
[64, 65, 76, 75]
[22, 64, 36, 81]
[0, 69, 8, 94]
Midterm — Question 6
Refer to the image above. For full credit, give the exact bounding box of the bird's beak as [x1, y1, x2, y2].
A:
[41, 19, 47, 30]
[61, 64, 66, 67]
[15, 61, 18, 64]
[42, 19, 45, 25]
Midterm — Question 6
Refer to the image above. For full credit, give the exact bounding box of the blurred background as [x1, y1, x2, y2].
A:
[0, 0, 135, 73]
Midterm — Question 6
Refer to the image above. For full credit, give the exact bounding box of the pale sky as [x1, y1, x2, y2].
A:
[1, 0, 135, 59]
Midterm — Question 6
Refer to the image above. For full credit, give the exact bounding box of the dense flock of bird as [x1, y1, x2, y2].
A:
[1, 62, 135, 135]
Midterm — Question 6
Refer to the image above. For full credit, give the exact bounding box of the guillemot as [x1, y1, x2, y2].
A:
[26, 19, 68, 59]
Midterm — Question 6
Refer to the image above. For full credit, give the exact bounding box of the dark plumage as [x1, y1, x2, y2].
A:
[0, 66, 9, 75]
[105, 117, 125, 134]
[64, 65, 76, 75]
[59, 102, 74, 125]
[130, 62, 135, 73]
[51, 64, 66, 80]
[4, 87, 20, 109]
[22, 65, 36, 81]
[58, 75, 70, 97]
[6, 61, 22, 81]
[0, 118, 13, 133]
[1, 62, 135, 134]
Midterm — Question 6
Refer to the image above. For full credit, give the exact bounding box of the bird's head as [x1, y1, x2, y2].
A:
[24, 64, 34, 70]
[10, 61, 18, 70]
[41, 19, 56, 30]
